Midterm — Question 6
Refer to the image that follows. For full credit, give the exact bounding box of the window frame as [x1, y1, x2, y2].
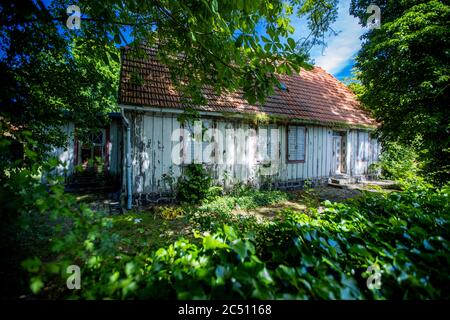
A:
[357, 131, 369, 162]
[181, 120, 215, 165]
[286, 126, 307, 163]
[256, 126, 274, 164]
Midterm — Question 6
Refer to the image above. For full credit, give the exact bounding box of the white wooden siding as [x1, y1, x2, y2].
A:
[126, 111, 381, 195]
[51, 122, 75, 177]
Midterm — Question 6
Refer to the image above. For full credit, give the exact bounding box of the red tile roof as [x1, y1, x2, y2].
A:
[119, 47, 376, 128]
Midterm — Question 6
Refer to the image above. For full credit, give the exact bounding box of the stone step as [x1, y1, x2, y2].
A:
[109, 201, 123, 214]
[330, 178, 352, 185]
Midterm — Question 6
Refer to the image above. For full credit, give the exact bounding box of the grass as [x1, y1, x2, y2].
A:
[19, 183, 442, 299]
[106, 186, 365, 255]
[110, 211, 196, 255]
[10, 174, 449, 300]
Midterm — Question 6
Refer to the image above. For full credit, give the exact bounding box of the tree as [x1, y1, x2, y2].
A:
[0, 2, 121, 170]
[350, 0, 450, 184]
[342, 68, 366, 99]
[0, 0, 340, 170]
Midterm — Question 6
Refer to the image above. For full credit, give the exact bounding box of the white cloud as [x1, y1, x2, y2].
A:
[292, 0, 365, 75]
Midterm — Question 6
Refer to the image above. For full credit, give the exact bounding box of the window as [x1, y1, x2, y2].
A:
[79, 130, 105, 165]
[357, 131, 369, 161]
[184, 120, 214, 164]
[184, 125, 198, 164]
[257, 126, 272, 162]
[287, 126, 306, 162]
[91, 131, 103, 145]
[201, 120, 215, 163]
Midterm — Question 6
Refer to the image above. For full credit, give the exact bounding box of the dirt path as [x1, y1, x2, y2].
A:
[232, 186, 366, 220]
[233, 200, 307, 220]
[313, 186, 363, 202]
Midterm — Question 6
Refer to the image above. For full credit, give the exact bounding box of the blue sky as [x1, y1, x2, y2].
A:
[292, 0, 365, 80]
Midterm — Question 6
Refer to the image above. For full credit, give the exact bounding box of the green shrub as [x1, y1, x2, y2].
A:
[187, 189, 288, 231]
[376, 142, 420, 182]
[188, 197, 235, 230]
[154, 206, 185, 220]
[176, 164, 212, 204]
[19, 170, 450, 299]
[204, 185, 224, 202]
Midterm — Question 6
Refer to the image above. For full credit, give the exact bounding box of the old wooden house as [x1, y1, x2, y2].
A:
[54, 47, 380, 208]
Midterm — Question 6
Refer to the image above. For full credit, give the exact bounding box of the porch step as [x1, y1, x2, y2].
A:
[329, 175, 353, 185]
[109, 201, 123, 215]
[328, 178, 400, 191]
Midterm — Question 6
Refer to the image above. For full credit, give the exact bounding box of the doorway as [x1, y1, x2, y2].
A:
[332, 131, 347, 175]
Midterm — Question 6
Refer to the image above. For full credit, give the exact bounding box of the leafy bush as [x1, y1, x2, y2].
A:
[154, 206, 185, 220]
[187, 189, 288, 231]
[0, 157, 121, 298]
[204, 185, 224, 201]
[375, 142, 420, 183]
[176, 164, 212, 204]
[16, 163, 450, 299]
[27, 182, 449, 299]
[255, 185, 450, 299]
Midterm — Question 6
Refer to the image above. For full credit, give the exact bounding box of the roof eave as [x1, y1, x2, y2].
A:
[119, 103, 377, 130]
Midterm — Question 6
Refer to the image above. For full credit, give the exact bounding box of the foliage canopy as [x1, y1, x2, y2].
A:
[350, 0, 450, 184]
[16, 178, 450, 299]
[0, 0, 340, 170]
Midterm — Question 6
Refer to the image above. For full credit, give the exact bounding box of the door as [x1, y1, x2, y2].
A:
[333, 136, 342, 174]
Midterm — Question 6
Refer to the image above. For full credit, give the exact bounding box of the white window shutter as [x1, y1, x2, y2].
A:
[287, 126, 305, 161]
[288, 127, 297, 160]
[296, 127, 305, 161]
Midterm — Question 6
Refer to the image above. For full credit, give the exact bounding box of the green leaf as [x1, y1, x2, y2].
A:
[224, 225, 238, 240]
[257, 267, 274, 285]
[261, 35, 271, 43]
[230, 239, 251, 261]
[287, 38, 296, 50]
[125, 262, 136, 276]
[211, 0, 218, 13]
[203, 235, 229, 250]
[350, 244, 372, 258]
[30, 277, 44, 294]
[188, 31, 196, 42]
[21, 257, 41, 273]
